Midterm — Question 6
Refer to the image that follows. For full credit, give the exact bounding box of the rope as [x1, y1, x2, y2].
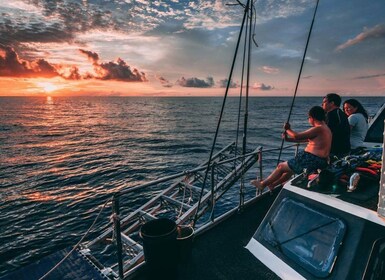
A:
[38, 197, 112, 280]
[276, 0, 321, 165]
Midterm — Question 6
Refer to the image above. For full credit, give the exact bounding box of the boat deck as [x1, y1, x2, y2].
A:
[133, 189, 281, 280]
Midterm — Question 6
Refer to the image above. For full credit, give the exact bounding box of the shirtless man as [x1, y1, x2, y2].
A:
[251, 106, 331, 192]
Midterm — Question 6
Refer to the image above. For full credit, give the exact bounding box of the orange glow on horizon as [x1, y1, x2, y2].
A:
[36, 81, 60, 93]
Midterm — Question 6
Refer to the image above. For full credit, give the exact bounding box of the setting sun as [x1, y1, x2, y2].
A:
[36, 82, 59, 93]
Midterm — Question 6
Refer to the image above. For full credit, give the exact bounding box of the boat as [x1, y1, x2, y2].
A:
[2, 0, 385, 279]
[246, 104, 385, 280]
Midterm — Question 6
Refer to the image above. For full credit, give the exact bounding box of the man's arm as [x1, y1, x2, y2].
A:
[284, 123, 318, 141]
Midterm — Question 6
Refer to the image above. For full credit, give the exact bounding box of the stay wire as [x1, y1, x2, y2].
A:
[240, 2, 254, 209]
[276, 0, 320, 165]
[192, 0, 251, 227]
[234, 5, 249, 168]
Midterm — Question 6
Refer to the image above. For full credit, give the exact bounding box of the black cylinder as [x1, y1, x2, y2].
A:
[177, 225, 195, 262]
[140, 218, 178, 275]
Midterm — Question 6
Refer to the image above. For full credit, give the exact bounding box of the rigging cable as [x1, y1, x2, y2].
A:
[234, 3, 249, 209]
[276, 0, 321, 165]
[239, 0, 254, 209]
[192, 0, 251, 227]
[234, 0, 250, 168]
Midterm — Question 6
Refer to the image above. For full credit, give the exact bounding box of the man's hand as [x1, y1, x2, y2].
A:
[282, 132, 288, 140]
[283, 122, 291, 130]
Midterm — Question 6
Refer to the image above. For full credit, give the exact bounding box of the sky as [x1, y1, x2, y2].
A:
[0, 0, 384, 97]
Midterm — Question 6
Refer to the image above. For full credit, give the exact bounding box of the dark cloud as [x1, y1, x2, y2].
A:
[217, 78, 238, 88]
[0, 0, 192, 48]
[352, 73, 385, 80]
[79, 49, 147, 82]
[176, 76, 214, 88]
[97, 59, 147, 82]
[157, 76, 173, 87]
[252, 83, 274, 91]
[79, 49, 100, 64]
[0, 1, 119, 47]
[0, 46, 147, 82]
[0, 45, 58, 77]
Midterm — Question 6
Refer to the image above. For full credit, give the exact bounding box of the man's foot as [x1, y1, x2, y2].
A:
[250, 179, 264, 191]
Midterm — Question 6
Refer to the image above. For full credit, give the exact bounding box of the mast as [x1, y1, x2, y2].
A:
[376, 120, 385, 218]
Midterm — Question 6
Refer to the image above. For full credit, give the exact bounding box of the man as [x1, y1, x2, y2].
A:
[251, 106, 331, 192]
[322, 93, 350, 158]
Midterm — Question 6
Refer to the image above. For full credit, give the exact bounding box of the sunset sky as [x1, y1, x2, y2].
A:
[0, 0, 384, 97]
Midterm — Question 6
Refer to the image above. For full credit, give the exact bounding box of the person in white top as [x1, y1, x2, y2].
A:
[343, 99, 368, 150]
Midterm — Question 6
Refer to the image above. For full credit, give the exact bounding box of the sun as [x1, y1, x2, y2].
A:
[36, 82, 59, 93]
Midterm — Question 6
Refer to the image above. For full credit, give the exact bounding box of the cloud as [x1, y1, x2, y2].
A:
[176, 76, 214, 88]
[0, 45, 58, 77]
[156, 76, 173, 87]
[217, 78, 238, 88]
[352, 73, 385, 80]
[335, 24, 385, 51]
[0, 46, 147, 82]
[79, 49, 100, 64]
[260, 66, 279, 74]
[1, 0, 312, 48]
[79, 49, 148, 82]
[252, 82, 274, 91]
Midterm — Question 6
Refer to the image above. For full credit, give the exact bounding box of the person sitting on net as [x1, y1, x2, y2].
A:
[251, 106, 332, 192]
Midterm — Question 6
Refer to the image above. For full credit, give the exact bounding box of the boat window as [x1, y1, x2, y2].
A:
[363, 237, 385, 280]
[260, 198, 346, 278]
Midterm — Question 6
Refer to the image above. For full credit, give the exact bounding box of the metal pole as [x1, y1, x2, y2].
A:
[210, 163, 216, 221]
[377, 120, 385, 218]
[258, 147, 263, 180]
[112, 195, 124, 279]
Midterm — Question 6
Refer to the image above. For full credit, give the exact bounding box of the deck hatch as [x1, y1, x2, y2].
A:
[259, 197, 346, 278]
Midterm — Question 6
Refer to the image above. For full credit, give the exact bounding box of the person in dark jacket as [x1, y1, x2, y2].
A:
[322, 93, 350, 158]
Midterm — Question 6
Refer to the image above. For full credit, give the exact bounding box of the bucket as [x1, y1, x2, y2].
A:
[177, 225, 195, 262]
[140, 218, 178, 274]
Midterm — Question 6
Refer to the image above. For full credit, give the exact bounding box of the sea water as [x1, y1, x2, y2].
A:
[0, 96, 383, 276]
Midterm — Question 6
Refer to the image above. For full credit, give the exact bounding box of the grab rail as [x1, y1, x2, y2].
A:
[110, 142, 300, 279]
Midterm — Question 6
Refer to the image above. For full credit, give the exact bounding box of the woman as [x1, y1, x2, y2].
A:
[343, 99, 368, 150]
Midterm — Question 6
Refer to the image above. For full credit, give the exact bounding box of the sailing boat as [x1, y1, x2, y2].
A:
[2, 0, 385, 279]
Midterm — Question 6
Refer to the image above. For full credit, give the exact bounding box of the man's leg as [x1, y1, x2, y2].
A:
[251, 162, 293, 190]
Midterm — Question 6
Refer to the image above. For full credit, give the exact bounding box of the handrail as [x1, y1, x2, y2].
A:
[115, 142, 236, 198]
[114, 143, 301, 199]
[109, 142, 300, 279]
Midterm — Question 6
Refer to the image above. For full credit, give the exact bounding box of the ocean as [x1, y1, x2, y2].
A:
[0, 96, 383, 276]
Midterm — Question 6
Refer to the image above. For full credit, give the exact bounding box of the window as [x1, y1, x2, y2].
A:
[260, 198, 346, 278]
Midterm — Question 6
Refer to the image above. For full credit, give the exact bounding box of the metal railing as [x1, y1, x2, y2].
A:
[108, 142, 300, 279]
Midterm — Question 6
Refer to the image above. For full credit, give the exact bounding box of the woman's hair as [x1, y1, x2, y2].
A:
[308, 106, 326, 121]
[343, 99, 368, 120]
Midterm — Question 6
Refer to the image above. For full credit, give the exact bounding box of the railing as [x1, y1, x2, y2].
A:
[105, 142, 301, 279]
